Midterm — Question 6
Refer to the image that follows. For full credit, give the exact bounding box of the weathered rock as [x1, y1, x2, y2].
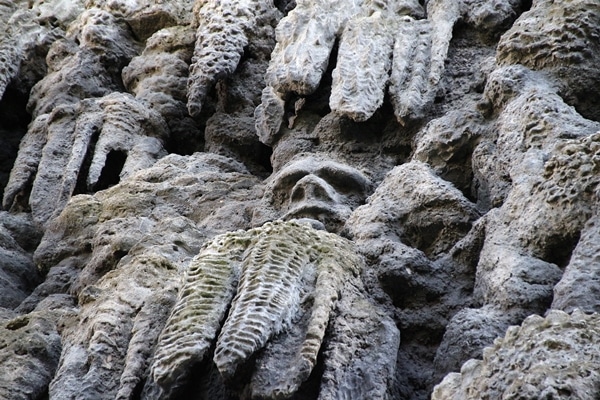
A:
[253, 153, 373, 234]
[27, 8, 138, 118]
[186, 0, 280, 117]
[151, 220, 399, 399]
[0, 212, 42, 309]
[1, 0, 599, 399]
[24, 153, 263, 400]
[0, 303, 74, 400]
[413, 108, 486, 194]
[552, 213, 600, 314]
[438, 65, 600, 379]
[432, 310, 600, 400]
[256, 0, 524, 141]
[349, 161, 479, 258]
[496, 0, 600, 121]
[4, 93, 169, 226]
[122, 25, 201, 153]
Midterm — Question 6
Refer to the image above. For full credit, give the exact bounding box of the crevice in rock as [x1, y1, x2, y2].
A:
[73, 126, 100, 195]
[0, 85, 31, 202]
[541, 231, 581, 270]
[92, 149, 127, 192]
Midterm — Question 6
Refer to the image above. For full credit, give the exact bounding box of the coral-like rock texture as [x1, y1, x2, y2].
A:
[432, 310, 600, 400]
[2, 0, 600, 399]
[152, 220, 398, 398]
[187, 0, 280, 117]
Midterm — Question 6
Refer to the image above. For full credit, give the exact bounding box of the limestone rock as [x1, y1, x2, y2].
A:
[496, 0, 600, 121]
[432, 310, 600, 400]
[0, 310, 65, 400]
[256, 0, 522, 141]
[439, 65, 600, 380]
[413, 108, 485, 194]
[552, 203, 600, 314]
[0, 212, 41, 309]
[253, 153, 373, 234]
[151, 220, 398, 399]
[26, 8, 138, 118]
[186, 0, 280, 117]
[122, 25, 201, 152]
[4, 93, 169, 226]
[23, 153, 263, 399]
[48, 219, 201, 400]
[349, 161, 480, 258]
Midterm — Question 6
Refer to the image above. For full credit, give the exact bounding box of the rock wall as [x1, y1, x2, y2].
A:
[1, 0, 600, 399]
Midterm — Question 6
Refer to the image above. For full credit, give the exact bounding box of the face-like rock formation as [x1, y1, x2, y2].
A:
[253, 154, 372, 233]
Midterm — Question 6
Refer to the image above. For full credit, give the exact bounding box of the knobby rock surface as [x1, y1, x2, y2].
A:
[1, 0, 600, 399]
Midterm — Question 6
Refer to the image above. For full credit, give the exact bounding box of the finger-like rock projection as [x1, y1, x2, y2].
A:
[151, 220, 399, 399]
[255, 0, 526, 142]
[3, 93, 168, 226]
[186, 0, 280, 117]
[432, 310, 600, 400]
[27, 152, 263, 399]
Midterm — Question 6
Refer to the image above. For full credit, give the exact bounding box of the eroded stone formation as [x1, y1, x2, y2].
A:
[1, 0, 600, 399]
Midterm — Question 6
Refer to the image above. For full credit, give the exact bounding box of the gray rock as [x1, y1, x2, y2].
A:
[4, 93, 169, 226]
[253, 153, 373, 234]
[151, 220, 399, 399]
[349, 161, 480, 258]
[433, 310, 600, 400]
[0, 212, 41, 308]
[552, 209, 600, 313]
[496, 0, 600, 121]
[0, 305, 73, 400]
[28, 153, 263, 400]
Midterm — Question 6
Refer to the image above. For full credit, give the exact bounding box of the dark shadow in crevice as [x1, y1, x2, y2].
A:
[73, 127, 100, 195]
[0, 84, 31, 202]
[541, 231, 581, 269]
[92, 150, 127, 192]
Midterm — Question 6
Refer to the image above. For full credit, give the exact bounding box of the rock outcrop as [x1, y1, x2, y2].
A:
[1, 0, 600, 399]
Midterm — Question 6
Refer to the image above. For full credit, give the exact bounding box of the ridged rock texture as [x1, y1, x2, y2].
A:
[1, 0, 600, 399]
[151, 220, 398, 399]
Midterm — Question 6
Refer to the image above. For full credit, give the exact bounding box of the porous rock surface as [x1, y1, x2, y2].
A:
[1, 0, 600, 399]
[432, 310, 600, 400]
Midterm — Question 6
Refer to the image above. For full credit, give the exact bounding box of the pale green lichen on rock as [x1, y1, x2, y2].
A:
[151, 230, 251, 387]
[151, 219, 370, 397]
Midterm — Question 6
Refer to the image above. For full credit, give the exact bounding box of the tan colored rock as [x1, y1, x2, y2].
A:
[27, 152, 263, 399]
[151, 220, 399, 399]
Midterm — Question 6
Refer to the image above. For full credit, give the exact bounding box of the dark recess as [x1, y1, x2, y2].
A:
[93, 150, 128, 192]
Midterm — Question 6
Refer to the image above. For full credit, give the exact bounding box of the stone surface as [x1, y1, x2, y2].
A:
[1, 1, 599, 399]
[0, 212, 42, 309]
[3, 93, 169, 226]
[432, 310, 600, 400]
[27, 152, 263, 399]
[0, 307, 69, 400]
[151, 220, 398, 399]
